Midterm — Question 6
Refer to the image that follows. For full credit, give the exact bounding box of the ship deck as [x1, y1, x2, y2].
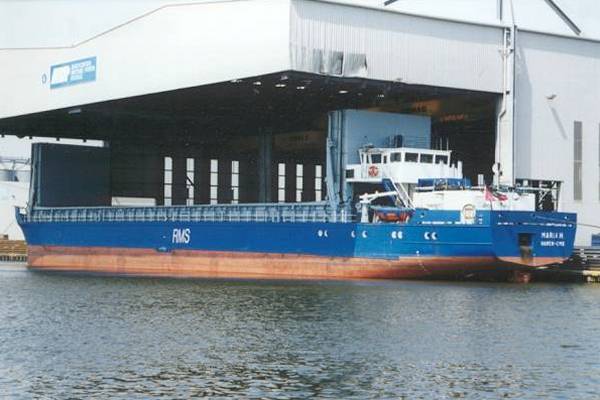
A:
[20, 202, 352, 224]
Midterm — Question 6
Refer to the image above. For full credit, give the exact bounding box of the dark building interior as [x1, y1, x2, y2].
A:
[1, 72, 499, 207]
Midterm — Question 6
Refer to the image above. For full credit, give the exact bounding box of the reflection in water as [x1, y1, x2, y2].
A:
[0, 264, 599, 398]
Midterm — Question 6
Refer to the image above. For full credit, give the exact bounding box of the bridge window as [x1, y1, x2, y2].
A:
[391, 152, 402, 162]
[435, 155, 449, 165]
[371, 154, 382, 164]
[163, 156, 172, 206]
[420, 154, 433, 164]
[405, 153, 418, 163]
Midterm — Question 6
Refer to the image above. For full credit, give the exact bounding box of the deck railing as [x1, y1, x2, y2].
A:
[21, 203, 353, 224]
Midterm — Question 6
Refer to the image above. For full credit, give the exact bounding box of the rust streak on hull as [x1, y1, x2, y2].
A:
[497, 256, 564, 267]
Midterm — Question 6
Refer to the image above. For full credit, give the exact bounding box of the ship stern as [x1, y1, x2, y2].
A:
[491, 211, 577, 268]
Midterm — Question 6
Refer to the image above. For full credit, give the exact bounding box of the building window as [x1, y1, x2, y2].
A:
[278, 163, 286, 203]
[186, 158, 194, 206]
[574, 122, 583, 201]
[315, 165, 322, 202]
[163, 156, 172, 206]
[231, 160, 239, 204]
[210, 159, 218, 204]
[296, 164, 303, 202]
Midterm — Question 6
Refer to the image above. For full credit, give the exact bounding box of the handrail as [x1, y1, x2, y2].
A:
[22, 203, 353, 224]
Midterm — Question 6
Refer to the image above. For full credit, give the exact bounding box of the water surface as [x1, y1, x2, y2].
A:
[1, 263, 599, 399]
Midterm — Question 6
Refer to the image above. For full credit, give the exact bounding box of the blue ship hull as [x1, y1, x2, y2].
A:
[17, 208, 577, 280]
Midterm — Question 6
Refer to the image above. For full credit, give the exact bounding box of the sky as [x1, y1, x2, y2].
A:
[1, 0, 598, 157]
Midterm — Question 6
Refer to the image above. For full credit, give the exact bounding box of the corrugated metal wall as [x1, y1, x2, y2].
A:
[290, 0, 504, 93]
[0, 0, 291, 119]
[337, 110, 431, 164]
[514, 31, 600, 245]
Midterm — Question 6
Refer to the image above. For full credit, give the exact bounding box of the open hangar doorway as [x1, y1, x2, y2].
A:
[372, 90, 500, 187]
[0, 72, 501, 207]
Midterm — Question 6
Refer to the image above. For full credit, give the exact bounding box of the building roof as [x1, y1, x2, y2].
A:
[1, 0, 598, 50]
[336, 0, 599, 40]
[0, 0, 598, 121]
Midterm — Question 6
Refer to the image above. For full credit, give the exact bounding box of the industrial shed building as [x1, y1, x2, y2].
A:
[0, 0, 599, 245]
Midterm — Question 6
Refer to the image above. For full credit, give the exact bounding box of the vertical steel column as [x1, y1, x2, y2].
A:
[497, 0, 503, 21]
[258, 129, 273, 203]
[218, 159, 232, 204]
[194, 153, 210, 205]
[238, 157, 256, 203]
[495, 26, 516, 187]
[326, 111, 343, 211]
[304, 163, 316, 202]
[285, 162, 296, 203]
[171, 156, 187, 205]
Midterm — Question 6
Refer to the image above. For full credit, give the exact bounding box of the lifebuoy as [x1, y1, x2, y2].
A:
[368, 165, 379, 177]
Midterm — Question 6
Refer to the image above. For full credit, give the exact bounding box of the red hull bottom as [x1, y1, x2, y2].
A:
[25, 245, 531, 280]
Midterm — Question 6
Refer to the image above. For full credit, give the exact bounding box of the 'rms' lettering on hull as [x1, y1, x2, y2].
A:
[172, 228, 191, 244]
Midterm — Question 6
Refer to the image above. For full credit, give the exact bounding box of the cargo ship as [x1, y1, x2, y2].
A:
[16, 144, 577, 280]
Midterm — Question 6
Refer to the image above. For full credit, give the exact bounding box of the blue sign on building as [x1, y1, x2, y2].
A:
[50, 57, 97, 89]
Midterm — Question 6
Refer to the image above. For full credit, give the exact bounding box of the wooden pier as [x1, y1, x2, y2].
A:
[534, 247, 600, 283]
[569, 247, 600, 283]
[0, 239, 27, 262]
